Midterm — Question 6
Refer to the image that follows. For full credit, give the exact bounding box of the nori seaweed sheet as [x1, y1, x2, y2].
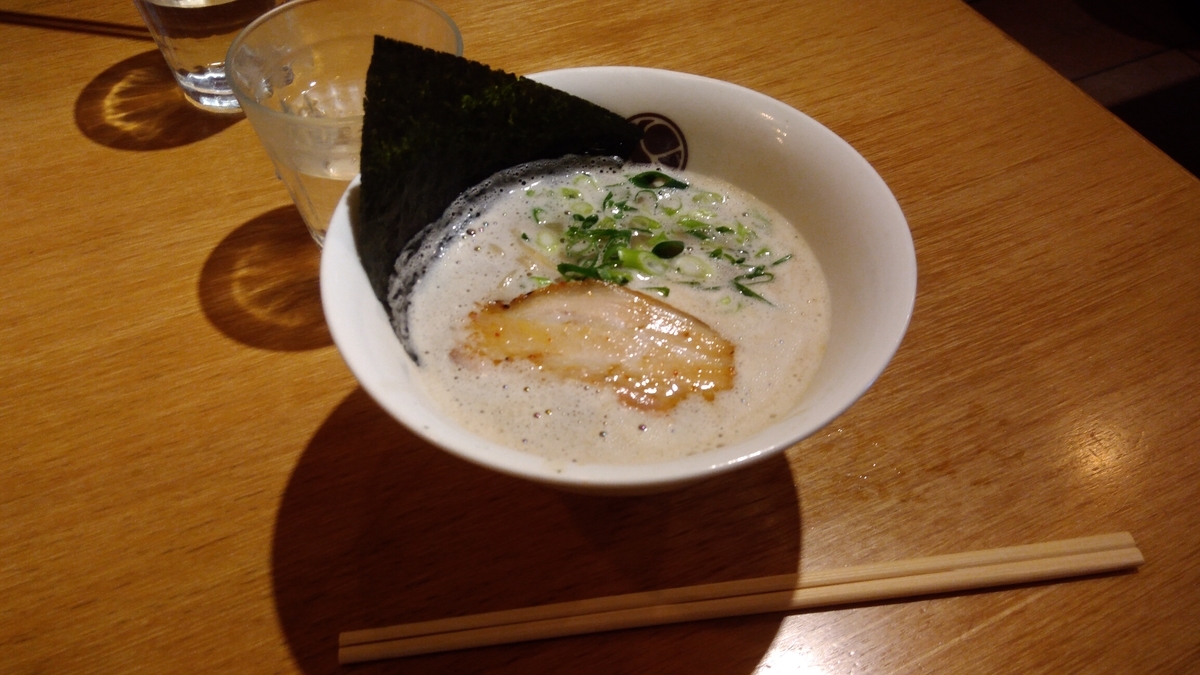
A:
[356, 36, 644, 305]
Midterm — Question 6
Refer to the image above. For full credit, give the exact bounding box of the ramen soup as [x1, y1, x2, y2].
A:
[403, 159, 831, 465]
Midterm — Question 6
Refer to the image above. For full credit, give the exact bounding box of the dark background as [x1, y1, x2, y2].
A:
[968, 0, 1200, 177]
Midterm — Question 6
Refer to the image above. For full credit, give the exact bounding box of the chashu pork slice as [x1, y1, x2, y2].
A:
[454, 280, 735, 411]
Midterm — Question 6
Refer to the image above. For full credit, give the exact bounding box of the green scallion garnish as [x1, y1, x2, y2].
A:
[629, 171, 688, 190]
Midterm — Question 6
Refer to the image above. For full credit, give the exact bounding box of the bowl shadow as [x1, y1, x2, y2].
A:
[198, 205, 331, 351]
[272, 387, 803, 674]
[75, 49, 240, 151]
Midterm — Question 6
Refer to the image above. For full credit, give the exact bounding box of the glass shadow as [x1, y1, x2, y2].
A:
[198, 205, 332, 352]
[75, 49, 239, 151]
[272, 388, 804, 674]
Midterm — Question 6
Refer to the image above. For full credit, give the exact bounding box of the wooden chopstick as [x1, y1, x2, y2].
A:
[341, 532, 1133, 647]
[338, 532, 1142, 664]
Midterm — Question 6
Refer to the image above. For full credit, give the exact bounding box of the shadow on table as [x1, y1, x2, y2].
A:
[273, 388, 802, 675]
[1111, 76, 1200, 178]
[199, 205, 332, 351]
[75, 49, 239, 151]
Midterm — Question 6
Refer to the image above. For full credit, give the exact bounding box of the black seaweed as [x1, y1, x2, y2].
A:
[356, 36, 644, 305]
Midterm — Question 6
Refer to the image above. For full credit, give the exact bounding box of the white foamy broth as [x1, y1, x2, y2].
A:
[402, 159, 830, 465]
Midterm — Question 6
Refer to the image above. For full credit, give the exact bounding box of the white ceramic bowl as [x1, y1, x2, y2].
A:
[320, 66, 916, 494]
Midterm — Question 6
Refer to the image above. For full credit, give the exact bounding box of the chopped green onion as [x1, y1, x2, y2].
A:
[651, 240, 685, 259]
[572, 213, 599, 228]
[515, 168, 793, 307]
[572, 173, 598, 190]
[629, 215, 661, 231]
[675, 255, 713, 279]
[632, 189, 658, 208]
[736, 271, 775, 286]
[597, 268, 632, 285]
[733, 281, 771, 303]
[600, 192, 634, 217]
[735, 266, 773, 283]
[618, 248, 668, 275]
[629, 171, 688, 189]
[534, 228, 561, 250]
[692, 191, 724, 205]
[558, 263, 600, 280]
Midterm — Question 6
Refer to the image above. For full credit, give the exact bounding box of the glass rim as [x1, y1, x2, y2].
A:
[225, 0, 464, 121]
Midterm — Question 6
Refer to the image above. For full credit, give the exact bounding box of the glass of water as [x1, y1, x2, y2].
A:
[133, 0, 283, 113]
[226, 0, 463, 245]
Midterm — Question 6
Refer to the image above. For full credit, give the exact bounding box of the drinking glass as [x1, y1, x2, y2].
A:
[226, 0, 463, 244]
[133, 0, 284, 113]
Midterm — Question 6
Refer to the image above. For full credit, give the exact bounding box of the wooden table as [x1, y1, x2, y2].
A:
[4, 0, 1199, 672]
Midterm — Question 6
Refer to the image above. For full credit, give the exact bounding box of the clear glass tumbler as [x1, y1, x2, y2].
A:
[133, 0, 283, 113]
[226, 0, 463, 245]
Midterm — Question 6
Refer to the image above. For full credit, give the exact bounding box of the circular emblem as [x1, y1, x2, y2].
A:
[627, 112, 688, 170]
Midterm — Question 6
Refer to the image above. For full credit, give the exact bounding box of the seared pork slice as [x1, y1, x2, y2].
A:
[454, 280, 735, 411]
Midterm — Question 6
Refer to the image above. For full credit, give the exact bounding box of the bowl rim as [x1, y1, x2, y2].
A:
[320, 65, 916, 491]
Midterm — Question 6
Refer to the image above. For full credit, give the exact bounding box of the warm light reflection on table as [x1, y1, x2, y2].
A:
[1064, 410, 1136, 481]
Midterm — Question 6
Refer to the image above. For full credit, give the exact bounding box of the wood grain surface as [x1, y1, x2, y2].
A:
[3, 0, 1199, 673]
